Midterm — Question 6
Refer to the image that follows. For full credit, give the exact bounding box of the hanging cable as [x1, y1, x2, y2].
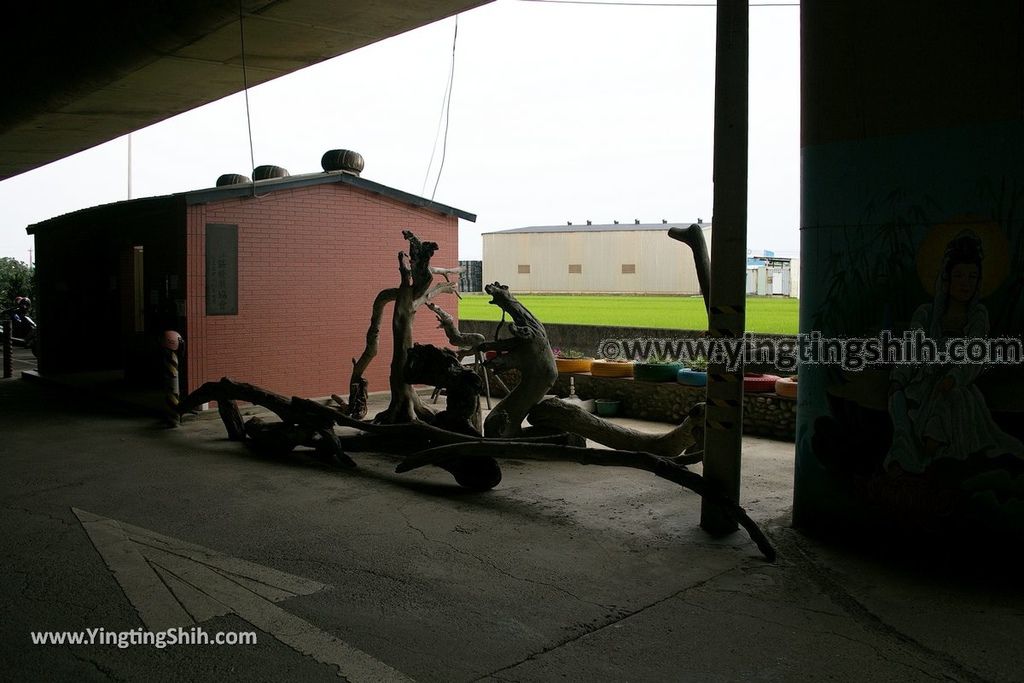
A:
[430, 15, 459, 202]
[239, 0, 258, 197]
[422, 37, 455, 196]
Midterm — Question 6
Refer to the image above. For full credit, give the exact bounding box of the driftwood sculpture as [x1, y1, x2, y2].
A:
[179, 229, 775, 561]
[477, 283, 559, 438]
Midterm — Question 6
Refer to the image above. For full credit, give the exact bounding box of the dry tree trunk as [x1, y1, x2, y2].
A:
[427, 302, 485, 352]
[347, 288, 398, 419]
[477, 283, 559, 438]
[528, 398, 706, 463]
[345, 230, 459, 424]
[179, 379, 355, 467]
[378, 231, 442, 423]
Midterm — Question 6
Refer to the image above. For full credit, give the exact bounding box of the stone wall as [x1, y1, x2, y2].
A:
[549, 373, 796, 441]
[460, 320, 795, 375]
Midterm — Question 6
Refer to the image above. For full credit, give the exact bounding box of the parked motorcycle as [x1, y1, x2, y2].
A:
[2, 299, 38, 357]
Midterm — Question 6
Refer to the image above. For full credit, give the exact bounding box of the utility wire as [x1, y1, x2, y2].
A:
[430, 15, 459, 202]
[239, 1, 258, 197]
[422, 46, 455, 196]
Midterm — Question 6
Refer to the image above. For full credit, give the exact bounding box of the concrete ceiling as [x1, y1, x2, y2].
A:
[0, 0, 490, 181]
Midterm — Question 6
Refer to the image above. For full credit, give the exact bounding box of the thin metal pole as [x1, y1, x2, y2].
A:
[701, 0, 749, 535]
[2, 317, 12, 379]
[127, 134, 133, 200]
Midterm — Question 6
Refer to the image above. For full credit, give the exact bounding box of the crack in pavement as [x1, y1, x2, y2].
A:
[675, 595, 945, 681]
[773, 530, 991, 683]
[266, 554, 414, 587]
[397, 506, 616, 612]
[66, 647, 123, 682]
[473, 564, 739, 681]
[3, 480, 85, 501]
[0, 504, 76, 527]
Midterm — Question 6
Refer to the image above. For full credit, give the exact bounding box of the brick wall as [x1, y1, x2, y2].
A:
[185, 182, 460, 399]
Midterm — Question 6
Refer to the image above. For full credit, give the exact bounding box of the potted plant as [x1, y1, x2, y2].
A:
[633, 353, 685, 382]
[677, 355, 708, 386]
[594, 398, 621, 416]
[552, 348, 593, 374]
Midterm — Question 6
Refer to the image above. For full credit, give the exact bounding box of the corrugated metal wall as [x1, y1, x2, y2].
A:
[482, 228, 712, 294]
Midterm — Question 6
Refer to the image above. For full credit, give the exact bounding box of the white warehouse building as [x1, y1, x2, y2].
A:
[482, 221, 713, 295]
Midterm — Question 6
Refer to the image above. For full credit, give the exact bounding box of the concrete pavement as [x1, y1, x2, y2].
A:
[0, 375, 1020, 681]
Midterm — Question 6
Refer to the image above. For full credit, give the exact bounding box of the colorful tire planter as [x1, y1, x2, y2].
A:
[775, 375, 798, 398]
[590, 359, 635, 378]
[744, 373, 781, 393]
[633, 362, 685, 382]
[677, 367, 708, 386]
[554, 357, 594, 374]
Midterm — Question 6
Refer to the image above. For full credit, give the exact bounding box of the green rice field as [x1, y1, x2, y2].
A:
[458, 294, 798, 334]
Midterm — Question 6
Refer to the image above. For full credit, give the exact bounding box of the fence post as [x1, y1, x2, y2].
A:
[163, 331, 183, 426]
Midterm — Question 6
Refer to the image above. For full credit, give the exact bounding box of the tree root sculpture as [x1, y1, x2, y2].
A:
[183, 377, 507, 491]
[347, 231, 460, 423]
[177, 230, 776, 561]
[180, 378, 356, 468]
[477, 282, 559, 438]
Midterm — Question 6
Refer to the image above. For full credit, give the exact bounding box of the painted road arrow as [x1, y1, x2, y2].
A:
[73, 508, 412, 681]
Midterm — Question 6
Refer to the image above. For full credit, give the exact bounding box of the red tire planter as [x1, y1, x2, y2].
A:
[744, 373, 781, 393]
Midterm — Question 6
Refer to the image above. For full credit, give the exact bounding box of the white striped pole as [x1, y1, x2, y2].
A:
[162, 331, 183, 426]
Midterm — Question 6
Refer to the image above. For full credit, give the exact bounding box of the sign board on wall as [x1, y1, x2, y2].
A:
[205, 223, 238, 315]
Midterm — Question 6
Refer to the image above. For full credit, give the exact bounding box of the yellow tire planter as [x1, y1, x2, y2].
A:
[775, 375, 798, 398]
[554, 357, 594, 373]
[590, 359, 635, 377]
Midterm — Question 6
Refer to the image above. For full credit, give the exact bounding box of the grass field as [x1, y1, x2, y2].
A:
[458, 294, 799, 334]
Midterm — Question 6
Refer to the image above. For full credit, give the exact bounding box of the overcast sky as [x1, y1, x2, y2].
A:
[0, 0, 799, 264]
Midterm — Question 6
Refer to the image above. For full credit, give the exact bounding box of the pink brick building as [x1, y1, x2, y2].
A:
[28, 167, 474, 399]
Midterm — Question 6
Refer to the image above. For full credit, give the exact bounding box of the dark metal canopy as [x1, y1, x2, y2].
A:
[0, 0, 490, 181]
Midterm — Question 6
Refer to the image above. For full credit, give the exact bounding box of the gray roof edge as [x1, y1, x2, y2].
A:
[27, 195, 179, 234]
[28, 171, 475, 234]
[185, 171, 476, 221]
[483, 222, 710, 235]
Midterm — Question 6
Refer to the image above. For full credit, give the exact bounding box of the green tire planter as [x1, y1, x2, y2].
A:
[633, 362, 684, 382]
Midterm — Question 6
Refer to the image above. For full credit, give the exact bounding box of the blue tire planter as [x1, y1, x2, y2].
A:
[677, 368, 708, 386]
[633, 362, 684, 382]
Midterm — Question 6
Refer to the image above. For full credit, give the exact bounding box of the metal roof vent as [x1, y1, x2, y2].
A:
[321, 149, 364, 176]
[216, 173, 251, 187]
[253, 165, 290, 181]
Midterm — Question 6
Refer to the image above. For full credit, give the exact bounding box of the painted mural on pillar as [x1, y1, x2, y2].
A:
[797, 121, 1024, 539]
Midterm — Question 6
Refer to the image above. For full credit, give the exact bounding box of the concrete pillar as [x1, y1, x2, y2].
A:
[797, 1, 1024, 539]
[700, 0, 749, 535]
